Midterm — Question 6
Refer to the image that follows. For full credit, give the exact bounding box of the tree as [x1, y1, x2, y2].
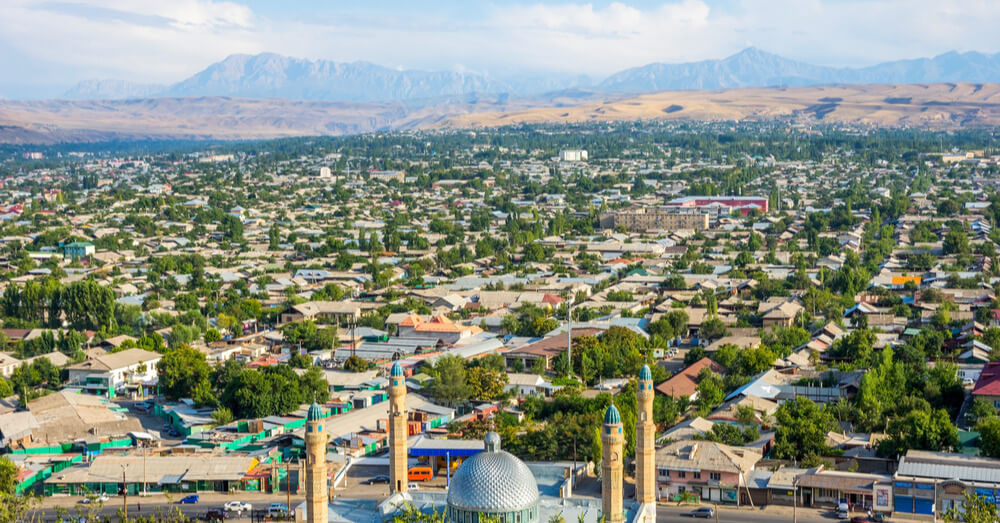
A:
[977, 416, 1000, 458]
[343, 355, 373, 372]
[204, 328, 222, 343]
[427, 354, 470, 406]
[944, 491, 999, 522]
[211, 406, 234, 426]
[219, 214, 244, 242]
[942, 229, 970, 255]
[0, 456, 15, 494]
[157, 346, 212, 401]
[695, 368, 724, 416]
[300, 365, 330, 404]
[773, 397, 838, 465]
[699, 317, 728, 340]
[56, 279, 116, 331]
[467, 366, 508, 401]
[968, 398, 997, 426]
[878, 408, 958, 458]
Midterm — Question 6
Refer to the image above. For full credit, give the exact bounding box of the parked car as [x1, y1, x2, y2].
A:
[79, 493, 110, 504]
[224, 501, 252, 513]
[849, 515, 888, 523]
[836, 502, 850, 519]
[179, 494, 200, 504]
[204, 509, 225, 521]
[363, 475, 390, 485]
[690, 507, 714, 518]
[408, 483, 420, 491]
[268, 503, 289, 516]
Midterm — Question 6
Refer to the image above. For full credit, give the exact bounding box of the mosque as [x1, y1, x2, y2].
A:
[297, 362, 657, 522]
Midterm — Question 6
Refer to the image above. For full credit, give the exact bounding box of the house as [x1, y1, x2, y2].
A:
[10, 390, 141, 448]
[759, 298, 804, 327]
[396, 314, 483, 344]
[971, 361, 1000, 412]
[654, 357, 725, 400]
[503, 373, 560, 397]
[279, 301, 362, 325]
[504, 328, 603, 371]
[655, 440, 762, 504]
[66, 348, 161, 398]
[795, 468, 893, 512]
[63, 241, 95, 260]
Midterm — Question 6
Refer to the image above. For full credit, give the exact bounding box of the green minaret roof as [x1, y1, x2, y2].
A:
[307, 402, 323, 421]
[604, 403, 621, 425]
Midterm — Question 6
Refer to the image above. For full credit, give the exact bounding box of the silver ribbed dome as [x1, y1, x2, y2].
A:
[447, 434, 539, 513]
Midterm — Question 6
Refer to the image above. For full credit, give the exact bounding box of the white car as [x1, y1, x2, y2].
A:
[408, 483, 421, 491]
[80, 493, 110, 504]
[224, 501, 252, 512]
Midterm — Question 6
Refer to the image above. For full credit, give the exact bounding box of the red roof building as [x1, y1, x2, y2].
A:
[972, 361, 1000, 410]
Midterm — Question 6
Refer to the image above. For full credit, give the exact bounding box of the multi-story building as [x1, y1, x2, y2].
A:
[559, 149, 588, 162]
[599, 208, 709, 232]
[66, 348, 161, 398]
[655, 440, 762, 504]
[665, 196, 769, 216]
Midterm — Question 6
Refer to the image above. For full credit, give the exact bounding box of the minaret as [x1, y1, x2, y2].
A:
[388, 362, 408, 495]
[602, 403, 625, 523]
[305, 402, 327, 523]
[636, 365, 657, 521]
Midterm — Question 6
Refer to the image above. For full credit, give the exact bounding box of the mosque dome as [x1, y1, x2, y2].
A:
[447, 431, 540, 523]
[639, 364, 652, 381]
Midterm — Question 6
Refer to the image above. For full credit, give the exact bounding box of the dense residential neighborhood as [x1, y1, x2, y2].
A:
[0, 122, 998, 522]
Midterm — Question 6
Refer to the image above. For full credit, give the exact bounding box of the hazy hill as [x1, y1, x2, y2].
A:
[600, 48, 1000, 92]
[62, 79, 166, 100]
[61, 49, 1000, 102]
[7, 83, 1000, 144]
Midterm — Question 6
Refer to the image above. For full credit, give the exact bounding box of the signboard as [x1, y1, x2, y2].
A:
[874, 485, 893, 511]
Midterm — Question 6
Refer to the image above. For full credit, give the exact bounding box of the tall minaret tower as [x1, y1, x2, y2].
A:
[636, 365, 657, 521]
[602, 403, 625, 523]
[388, 362, 408, 495]
[304, 402, 327, 523]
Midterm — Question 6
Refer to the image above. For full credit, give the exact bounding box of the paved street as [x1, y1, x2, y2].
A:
[657, 504, 841, 523]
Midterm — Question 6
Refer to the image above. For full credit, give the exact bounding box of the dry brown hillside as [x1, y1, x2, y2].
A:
[438, 83, 1000, 129]
[1, 83, 997, 144]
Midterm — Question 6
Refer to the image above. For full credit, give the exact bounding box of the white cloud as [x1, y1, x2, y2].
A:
[0, 0, 999, 96]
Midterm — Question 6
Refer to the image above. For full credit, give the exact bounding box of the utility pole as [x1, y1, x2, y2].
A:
[286, 463, 291, 518]
[566, 301, 573, 379]
[121, 464, 128, 521]
[143, 441, 147, 497]
[793, 476, 797, 523]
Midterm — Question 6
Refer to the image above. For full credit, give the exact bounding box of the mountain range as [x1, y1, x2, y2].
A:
[61, 48, 1000, 103]
[5, 82, 999, 144]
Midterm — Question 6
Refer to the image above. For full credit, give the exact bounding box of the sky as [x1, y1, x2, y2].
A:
[0, 0, 998, 98]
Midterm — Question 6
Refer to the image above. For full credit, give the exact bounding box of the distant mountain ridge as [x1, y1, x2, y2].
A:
[61, 48, 1000, 102]
[599, 47, 1000, 91]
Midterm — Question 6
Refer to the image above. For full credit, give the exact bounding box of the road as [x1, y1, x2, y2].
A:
[656, 505, 839, 523]
[33, 503, 233, 522]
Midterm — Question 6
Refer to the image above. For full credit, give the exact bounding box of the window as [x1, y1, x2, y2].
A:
[710, 472, 721, 481]
[678, 471, 686, 478]
[693, 472, 701, 479]
[659, 469, 669, 478]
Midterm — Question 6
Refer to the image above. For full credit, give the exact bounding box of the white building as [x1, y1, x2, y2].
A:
[66, 348, 161, 398]
[560, 150, 589, 162]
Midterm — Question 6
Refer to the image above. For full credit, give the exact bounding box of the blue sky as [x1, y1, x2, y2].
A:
[0, 0, 996, 98]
